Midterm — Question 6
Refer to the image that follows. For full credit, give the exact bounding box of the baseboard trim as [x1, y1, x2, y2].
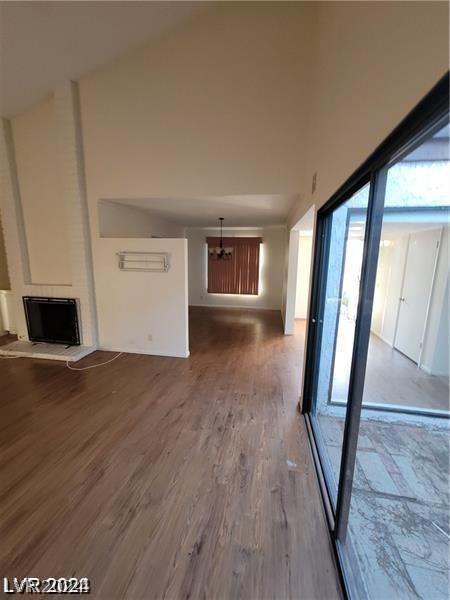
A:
[98, 346, 190, 359]
[189, 303, 280, 312]
[370, 329, 393, 347]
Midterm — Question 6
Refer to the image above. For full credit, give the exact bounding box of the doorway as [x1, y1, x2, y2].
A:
[394, 227, 442, 363]
[283, 206, 314, 336]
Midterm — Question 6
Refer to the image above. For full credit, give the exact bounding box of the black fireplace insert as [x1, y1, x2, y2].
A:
[23, 297, 80, 345]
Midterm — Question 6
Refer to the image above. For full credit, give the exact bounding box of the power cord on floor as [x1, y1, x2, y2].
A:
[0, 351, 123, 369]
[65, 352, 123, 371]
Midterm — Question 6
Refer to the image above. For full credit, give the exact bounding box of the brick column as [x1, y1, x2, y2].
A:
[0, 82, 98, 347]
[0, 118, 30, 338]
[54, 81, 98, 347]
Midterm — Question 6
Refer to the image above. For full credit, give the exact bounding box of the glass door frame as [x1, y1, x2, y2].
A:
[301, 72, 449, 586]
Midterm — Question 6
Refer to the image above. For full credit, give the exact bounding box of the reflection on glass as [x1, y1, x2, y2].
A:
[339, 122, 450, 599]
[311, 183, 370, 503]
[366, 123, 450, 414]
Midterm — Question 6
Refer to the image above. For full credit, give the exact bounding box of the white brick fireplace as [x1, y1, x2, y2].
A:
[0, 81, 98, 355]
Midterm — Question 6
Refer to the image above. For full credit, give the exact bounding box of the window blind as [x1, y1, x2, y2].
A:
[206, 237, 262, 295]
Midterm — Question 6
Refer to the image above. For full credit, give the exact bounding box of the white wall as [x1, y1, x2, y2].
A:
[79, 1, 315, 219]
[78, 2, 314, 345]
[421, 226, 449, 376]
[186, 227, 285, 310]
[372, 234, 409, 344]
[0, 290, 15, 334]
[94, 237, 188, 357]
[283, 229, 299, 334]
[372, 226, 449, 376]
[2, 2, 448, 360]
[283, 205, 315, 334]
[289, 1, 449, 228]
[11, 95, 72, 285]
[280, 227, 290, 326]
[429, 282, 449, 376]
[295, 235, 312, 319]
[98, 201, 183, 238]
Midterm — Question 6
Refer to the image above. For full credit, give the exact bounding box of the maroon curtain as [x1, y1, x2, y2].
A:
[207, 237, 262, 295]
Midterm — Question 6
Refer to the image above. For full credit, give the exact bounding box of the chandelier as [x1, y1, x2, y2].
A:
[208, 217, 233, 260]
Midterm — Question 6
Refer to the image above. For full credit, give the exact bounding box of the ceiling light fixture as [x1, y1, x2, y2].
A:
[208, 217, 233, 260]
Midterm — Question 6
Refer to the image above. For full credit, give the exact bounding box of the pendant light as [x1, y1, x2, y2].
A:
[208, 217, 233, 260]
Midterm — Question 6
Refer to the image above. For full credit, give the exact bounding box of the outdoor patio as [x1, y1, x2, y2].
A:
[318, 413, 450, 599]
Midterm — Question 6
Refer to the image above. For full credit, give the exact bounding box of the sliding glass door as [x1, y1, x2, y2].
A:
[339, 120, 450, 600]
[309, 183, 371, 505]
[302, 76, 449, 600]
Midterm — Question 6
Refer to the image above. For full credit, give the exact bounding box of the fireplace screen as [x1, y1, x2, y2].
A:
[23, 297, 80, 345]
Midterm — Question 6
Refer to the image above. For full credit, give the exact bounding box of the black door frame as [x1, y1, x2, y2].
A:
[301, 71, 449, 592]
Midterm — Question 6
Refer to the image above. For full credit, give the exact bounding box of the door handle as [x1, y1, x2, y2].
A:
[400, 297, 406, 302]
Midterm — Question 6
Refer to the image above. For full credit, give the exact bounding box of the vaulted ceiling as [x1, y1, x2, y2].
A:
[0, 1, 205, 116]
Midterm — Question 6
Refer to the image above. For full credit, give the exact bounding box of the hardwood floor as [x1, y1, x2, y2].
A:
[329, 316, 449, 412]
[0, 308, 341, 599]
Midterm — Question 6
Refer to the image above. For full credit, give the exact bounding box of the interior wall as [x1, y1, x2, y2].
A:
[289, 0, 449, 227]
[372, 227, 449, 376]
[98, 201, 183, 238]
[429, 282, 449, 377]
[283, 205, 315, 334]
[11, 95, 72, 285]
[186, 227, 285, 311]
[79, 1, 315, 230]
[421, 226, 449, 375]
[94, 237, 189, 357]
[372, 233, 409, 344]
[295, 235, 312, 319]
[2, 1, 448, 360]
[0, 215, 11, 289]
[282, 229, 299, 333]
[79, 2, 315, 348]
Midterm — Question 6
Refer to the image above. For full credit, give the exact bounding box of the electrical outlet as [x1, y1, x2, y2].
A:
[147, 334, 153, 341]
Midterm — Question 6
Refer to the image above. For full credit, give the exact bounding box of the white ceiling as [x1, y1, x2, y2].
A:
[0, 1, 204, 117]
[105, 194, 300, 228]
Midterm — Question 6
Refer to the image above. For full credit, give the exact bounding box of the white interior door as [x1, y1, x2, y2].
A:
[394, 227, 441, 363]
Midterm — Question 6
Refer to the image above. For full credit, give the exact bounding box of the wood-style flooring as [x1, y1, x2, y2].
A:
[0, 308, 341, 599]
[327, 316, 449, 412]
